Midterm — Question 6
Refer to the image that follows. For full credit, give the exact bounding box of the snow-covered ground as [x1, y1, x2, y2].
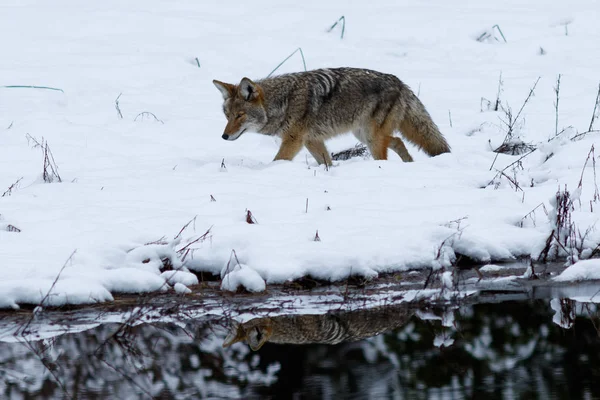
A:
[1, 0, 600, 308]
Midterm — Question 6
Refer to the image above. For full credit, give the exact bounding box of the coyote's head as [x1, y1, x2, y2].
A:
[222, 318, 273, 351]
[213, 78, 267, 141]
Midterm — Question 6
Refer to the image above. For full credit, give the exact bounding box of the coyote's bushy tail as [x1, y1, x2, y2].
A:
[398, 92, 450, 156]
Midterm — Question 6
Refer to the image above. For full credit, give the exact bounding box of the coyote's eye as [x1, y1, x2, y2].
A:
[236, 112, 245, 119]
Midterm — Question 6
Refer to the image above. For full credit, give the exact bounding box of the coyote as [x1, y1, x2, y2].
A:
[222, 305, 414, 351]
[213, 68, 450, 165]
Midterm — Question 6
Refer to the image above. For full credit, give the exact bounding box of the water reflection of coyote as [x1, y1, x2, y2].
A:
[223, 306, 415, 351]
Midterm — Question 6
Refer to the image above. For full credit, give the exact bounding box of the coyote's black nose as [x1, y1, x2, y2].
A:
[222, 133, 229, 140]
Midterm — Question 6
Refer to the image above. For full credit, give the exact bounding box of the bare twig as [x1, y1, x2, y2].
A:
[223, 249, 242, 277]
[18, 250, 77, 337]
[2, 177, 23, 197]
[519, 203, 548, 227]
[134, 111, 164, 124]
[43, 141, 62, 183]
[489, 77, 540, 170]
[115, 93, 123, 119]
[177, 226, 213, 262]
[494, 72, 503, 111]
[577, 145, 599, 204]
[26, 134, 62, 182]
[554, 74, 561, 137]
[487, 148, 537, 187]
[589, 82, 600, 132]
[570, 130, 600, 142]
[174, 216, 197, 240]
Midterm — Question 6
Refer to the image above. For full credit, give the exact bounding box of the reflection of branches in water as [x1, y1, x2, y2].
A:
[2, 301, 600, 398]
[4, 321, 247, 398]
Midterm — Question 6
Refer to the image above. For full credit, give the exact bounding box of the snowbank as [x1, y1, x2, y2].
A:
[1, 0, 600, 308]
[554, 260, 600, 282]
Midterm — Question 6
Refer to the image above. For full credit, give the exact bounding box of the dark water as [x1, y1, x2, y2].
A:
[1, 299, 599, 399]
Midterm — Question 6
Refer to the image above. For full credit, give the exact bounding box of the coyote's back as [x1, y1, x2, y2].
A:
[213, 67, 450, 165]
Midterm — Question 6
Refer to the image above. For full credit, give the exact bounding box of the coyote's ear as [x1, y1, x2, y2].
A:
[222, 322, 245, 348]
[247, 324, 273, 351]
[239, 77, 260, 101]
[213, 80, 236, 100]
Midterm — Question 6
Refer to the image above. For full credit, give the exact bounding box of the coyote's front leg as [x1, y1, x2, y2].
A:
[273, 130, 305, 162]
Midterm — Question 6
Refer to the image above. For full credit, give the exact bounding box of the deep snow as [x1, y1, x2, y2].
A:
[1, 0, 600, 308]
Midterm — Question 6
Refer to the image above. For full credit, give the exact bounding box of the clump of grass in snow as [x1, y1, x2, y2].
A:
[331, 143, 369, 161]
[26, 134, 62, 183]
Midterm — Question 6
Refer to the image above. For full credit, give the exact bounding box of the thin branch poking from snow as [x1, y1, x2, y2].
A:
[519, 202, 548, 228]
[134, 111, 164, 124]
[494, 72, 503, 111]
[2, 177, 23, 197]
[39, 250, 77, 308]
[43, 141, 62, 183]
[115, 93, 123, 119]
[177, 226, 213, 262]
[554, 74, 562, 138]
[487, 149, 537, 189]
[570, 130, 600, 142]
[17, 250, 77, 337]
[490, 77, 541, 170]
[223, 249, 242, 280]
[174, 215, 197, 239]
[26, 134, 62, 182]
[25, 132, 42, 148]
[577, 145, 599, 204]
[588, 82, 600, 132]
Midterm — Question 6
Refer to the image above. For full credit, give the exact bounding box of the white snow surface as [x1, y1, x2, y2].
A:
[554, 260, 600, 282]
[221, 263, 266, 293]
[1, 0, 600, 307]
[174, 282, 192, 294]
